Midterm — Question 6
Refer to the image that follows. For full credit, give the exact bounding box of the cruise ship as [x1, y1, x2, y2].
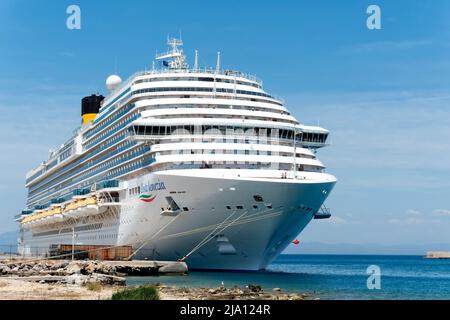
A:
[15, 38, 336, 270]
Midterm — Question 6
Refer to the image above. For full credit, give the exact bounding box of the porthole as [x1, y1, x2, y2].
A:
[253, 195, 264, 202]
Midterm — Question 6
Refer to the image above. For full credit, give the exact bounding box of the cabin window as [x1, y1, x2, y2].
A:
[253, 195, 264, 202]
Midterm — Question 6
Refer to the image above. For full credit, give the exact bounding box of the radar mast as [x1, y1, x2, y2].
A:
[155, 37, 188, 70]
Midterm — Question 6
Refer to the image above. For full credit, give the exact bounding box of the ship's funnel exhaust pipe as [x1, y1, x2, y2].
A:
[81, 94, 104, 125]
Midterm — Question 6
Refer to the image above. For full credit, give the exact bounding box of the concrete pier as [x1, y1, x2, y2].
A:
[103, 260, 188, 275]
[425, 251, 450, 259]
[0, 259, 188, 279]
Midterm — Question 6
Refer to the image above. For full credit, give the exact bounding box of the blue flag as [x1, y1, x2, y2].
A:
[162, 61, 169, 67]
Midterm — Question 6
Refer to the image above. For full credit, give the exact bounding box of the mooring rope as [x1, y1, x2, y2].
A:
[126, 209, 186, 260]
[179, 209, 250, 262]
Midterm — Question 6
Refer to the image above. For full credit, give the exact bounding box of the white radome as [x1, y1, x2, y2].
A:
[106, 75, 122, 91]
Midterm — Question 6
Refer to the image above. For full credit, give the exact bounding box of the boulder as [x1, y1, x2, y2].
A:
[51, 261, 69, 270]
[54, 268, 66, 275]
[90, 273, 126, 286]
[248, 284, 262, 293]
[66, 274, 89, 285]
[66, 262, 82, 275]
[0, 265, 11, 275]
[32, 264, 43, 272]
[158, 262, 188, 274]
[82, 262, 96, 275]
[101, 264, 115, 274]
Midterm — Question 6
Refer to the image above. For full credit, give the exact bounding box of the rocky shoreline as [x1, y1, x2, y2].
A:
[0, 259, 127, 285]
[156, 284, 314, 300]
[0, 258, 187, 285]
[0, 259, 314, 300]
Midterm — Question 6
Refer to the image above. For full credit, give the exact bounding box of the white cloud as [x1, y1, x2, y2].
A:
[327, 216, 347, 224]
[406, 209, 422, 216]
[434, 209, 450, 217]
[387, 209, 449, 225]
[388, 217, 425, 225]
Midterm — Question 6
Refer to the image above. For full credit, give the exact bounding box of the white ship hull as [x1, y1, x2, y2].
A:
[20, 170, 336, 270]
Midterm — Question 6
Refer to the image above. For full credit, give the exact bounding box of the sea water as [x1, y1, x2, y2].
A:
[126, 255, 450, 300]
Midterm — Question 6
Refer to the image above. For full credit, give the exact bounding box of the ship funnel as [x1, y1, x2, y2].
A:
[81, 94, 104, 125]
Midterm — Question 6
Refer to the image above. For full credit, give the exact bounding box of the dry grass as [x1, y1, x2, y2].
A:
[111, 286, 159, 300]
[85, 282, 102, 292]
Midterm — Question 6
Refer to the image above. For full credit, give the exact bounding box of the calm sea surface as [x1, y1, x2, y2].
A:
[127, 254, 450, 300]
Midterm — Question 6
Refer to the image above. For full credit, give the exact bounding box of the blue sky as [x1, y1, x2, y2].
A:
[1, 0, 449, 253]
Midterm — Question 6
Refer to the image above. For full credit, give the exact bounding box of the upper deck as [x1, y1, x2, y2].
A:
[23, 38, 329, 193]
[99, 68, 264, 110]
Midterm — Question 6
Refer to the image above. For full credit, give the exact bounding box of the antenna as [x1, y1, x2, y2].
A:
[155, 36, 187, 69]
[216, 51, 221, 74]
[213, 51, 220, 97]
[194, 50, 199, 71]
[114, 56, 118, 74]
